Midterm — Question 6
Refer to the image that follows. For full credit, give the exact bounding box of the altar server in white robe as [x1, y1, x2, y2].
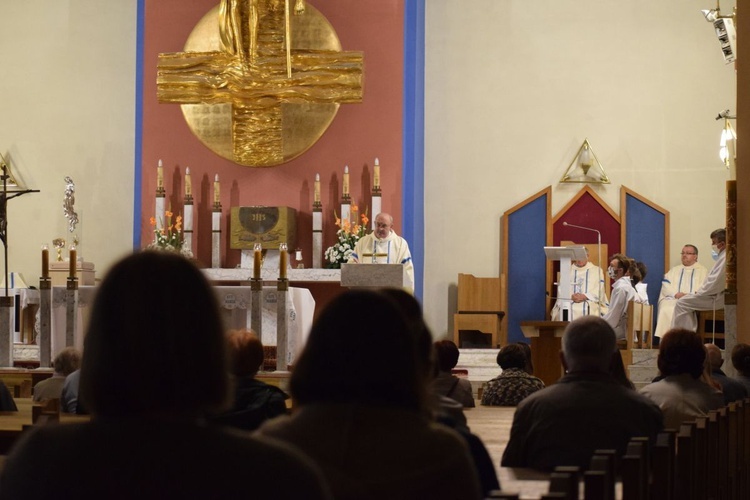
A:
[349, 212, 415, 292]
[551, 249, 609, 321]
[672, 229, 726, 332]
[654, 245, 708, 338]
[603, 254, 636, 341]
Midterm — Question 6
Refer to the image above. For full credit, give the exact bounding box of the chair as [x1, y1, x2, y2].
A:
[625, 302, 654, 350]
[697, 309, 725, 344]
[453, 273, 505, 348]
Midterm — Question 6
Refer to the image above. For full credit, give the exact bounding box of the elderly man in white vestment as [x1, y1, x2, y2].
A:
[348, 212, 415, 292]
[551, 249, 608, 321]
[654, 244, 708, 338]
[671, 229, 726, 332]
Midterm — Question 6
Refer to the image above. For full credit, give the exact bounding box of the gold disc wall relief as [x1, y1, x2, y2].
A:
[157, 0, 364, 167]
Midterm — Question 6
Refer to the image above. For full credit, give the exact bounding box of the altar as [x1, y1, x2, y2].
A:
[203, 268, 345, 321]
[8, 284, 314, 367]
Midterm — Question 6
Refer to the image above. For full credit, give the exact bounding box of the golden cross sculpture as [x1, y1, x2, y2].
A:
[157, 0, 364, 167]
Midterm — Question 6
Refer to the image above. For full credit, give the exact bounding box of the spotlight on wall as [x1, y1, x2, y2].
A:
[701, 1, 737, 64]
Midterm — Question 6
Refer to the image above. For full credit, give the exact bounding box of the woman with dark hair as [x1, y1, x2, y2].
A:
[639, 328, 723, 429]
[0, 252, 329, 499]
[430, 340, 475, 408]
[516, 341, 534, 374]
[257, 289, 482, 500]
[481, 344, 544, 406]
[211, 329, 289, 431]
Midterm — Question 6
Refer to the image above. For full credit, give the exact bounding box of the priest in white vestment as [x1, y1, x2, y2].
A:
[551, 250, 608, 321]
[654, 245, 708, 338]
[349, 212, 415, 292]
[672, 229, 726, 332]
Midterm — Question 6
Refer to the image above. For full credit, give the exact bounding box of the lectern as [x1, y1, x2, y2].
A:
[340, 263, 407, 289]
[544, 246, 587, 321]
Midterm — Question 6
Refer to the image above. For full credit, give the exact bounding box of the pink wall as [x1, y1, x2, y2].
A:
[141, 0, 405, 268]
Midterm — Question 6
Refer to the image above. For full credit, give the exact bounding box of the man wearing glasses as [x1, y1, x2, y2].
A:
[654, 244, 708, 338]
[671, 228, 727, 332]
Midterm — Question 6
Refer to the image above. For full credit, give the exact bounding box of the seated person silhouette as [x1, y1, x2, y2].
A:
[257, 289, 483, 500]
[502, 316, 663, 471]
[0, 251, 329, 499]
[211, 329, 289, 431]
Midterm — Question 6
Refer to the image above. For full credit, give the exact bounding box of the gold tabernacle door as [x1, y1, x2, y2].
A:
[230, 206, 297, 250]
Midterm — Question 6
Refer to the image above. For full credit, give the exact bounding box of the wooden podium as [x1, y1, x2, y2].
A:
[340, 263, 407, 289]
[520, 321, 568, 386]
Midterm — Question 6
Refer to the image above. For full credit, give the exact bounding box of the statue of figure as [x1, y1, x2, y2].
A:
[219, 0, 259, 66]
[63, 176, 79, 233]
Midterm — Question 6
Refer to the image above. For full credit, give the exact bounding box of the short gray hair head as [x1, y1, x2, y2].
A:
[562, 316, 616, 372]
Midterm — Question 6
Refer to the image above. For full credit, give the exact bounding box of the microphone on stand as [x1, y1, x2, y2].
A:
[562, 221, 604, 316]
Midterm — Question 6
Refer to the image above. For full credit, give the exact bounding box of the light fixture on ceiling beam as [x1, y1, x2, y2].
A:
[701, 0, 738, 64]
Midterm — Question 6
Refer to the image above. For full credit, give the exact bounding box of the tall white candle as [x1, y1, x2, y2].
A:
[343, 165, 350, 196]
[374, 157, 380, 188]
[185, 167, 192, 197]
[157, 159, 164, 190]
[214, 174, 220, 204]
[314, 173, 321, 203]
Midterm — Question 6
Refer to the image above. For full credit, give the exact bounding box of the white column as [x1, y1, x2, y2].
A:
[211, 209, 221, 268]
[312, 206, 322, 269]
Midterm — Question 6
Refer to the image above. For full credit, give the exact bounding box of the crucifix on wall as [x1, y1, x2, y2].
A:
[157, 0, 364, 167]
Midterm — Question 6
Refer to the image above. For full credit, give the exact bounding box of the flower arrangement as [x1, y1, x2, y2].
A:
[325, 205, 369, 268]
[147, 211, 193, 258]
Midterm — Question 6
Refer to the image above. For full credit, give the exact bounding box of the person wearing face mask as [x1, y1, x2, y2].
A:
[671, 228, 727, 332]
[602, 254, 637, 341]
[653, 245, 708, 338]
[550, 248, 609, 321]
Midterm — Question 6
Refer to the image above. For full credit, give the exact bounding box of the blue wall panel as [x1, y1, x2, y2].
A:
[507, 195, 548, 343]
[625, 195, 666, 317]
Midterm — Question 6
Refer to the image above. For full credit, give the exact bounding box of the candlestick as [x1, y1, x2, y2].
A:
[253, 243, 262, 279]
[314, 173, 321, 203]
[279, 243, 288, 279]
[185, 167, 192, 197]
[343, 165, 350, 196]
[374, 157, 380, 189]
[69, 247, 77, 279]
[157, 159, 164, 190]
[214, 174, 220, 204]
[41, 245, 49, 279]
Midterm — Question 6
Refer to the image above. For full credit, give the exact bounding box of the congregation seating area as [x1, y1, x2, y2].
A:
[468, 398, 750, 500]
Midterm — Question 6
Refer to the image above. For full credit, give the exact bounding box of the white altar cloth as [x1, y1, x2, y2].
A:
[47, 285, 312, 364]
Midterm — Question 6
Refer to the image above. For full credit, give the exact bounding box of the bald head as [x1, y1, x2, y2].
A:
[705, 343, 723, 370]
[561, 316, 616, 373]
[374, 213, 394, 239]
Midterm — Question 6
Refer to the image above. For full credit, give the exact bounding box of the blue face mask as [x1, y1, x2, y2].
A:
[711, 251, 719, 261]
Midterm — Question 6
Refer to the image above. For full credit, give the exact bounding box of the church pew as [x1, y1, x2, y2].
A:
[650, 430, 676, 500]
[727, 402, 739, 499]
[621, 439, 648, 500]
[547, 466, 580, 499]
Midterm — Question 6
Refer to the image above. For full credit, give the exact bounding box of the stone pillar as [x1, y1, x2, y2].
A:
[276, 278, 289, 371]
[39, 278, 52, 367]
[65, 277, 78, 348]
[0, 296, 13, 367]
[251, 277, 263, 341]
